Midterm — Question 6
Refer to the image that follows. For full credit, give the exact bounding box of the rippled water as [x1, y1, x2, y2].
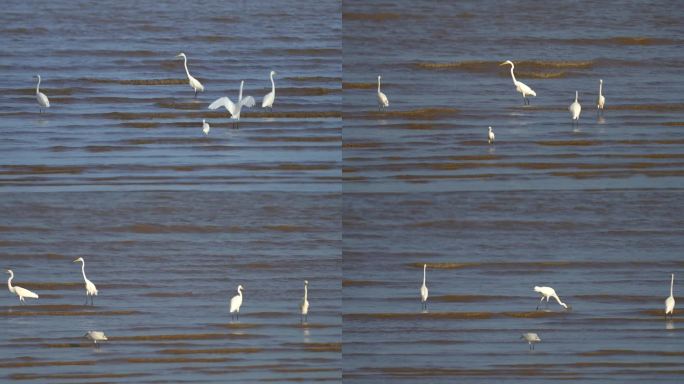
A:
[343, 0, 684, 382]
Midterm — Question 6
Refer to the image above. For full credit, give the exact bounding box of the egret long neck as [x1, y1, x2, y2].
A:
[599, 82, 603, 96]
[422, 265, 426, 285]
[509, 65, 517, 84]
[304, 284, 308, 301]
[80, 261, 87, 281]
[270, 72, 275, 94]
[671, 275, 674, 296]
[7, 272, 13, 292]
[36, 76, 41, 94]
[377, 77, 381, 92]
[239, 81, 244, 102]
[238, 287, 243, 297]
[182, 56, 190, 78]
[575, 91, 578, 102]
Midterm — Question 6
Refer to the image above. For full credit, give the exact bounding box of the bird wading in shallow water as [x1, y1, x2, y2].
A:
[569, 90, 582, 126]
[209, 81, 255, 128]
[230, 285, 244, 320]
[488, 126, 496, 144]
[261, 70, 277, 109]
[665, 274, 676, 318]
[73, 257, 98, 305]
[202, 119, 210, 135]
[420, 264, 429, 310]
[33, 75, 50, 113]
[377, 75, 389, 110]
[534, 286, 568, 310]
[500, 60, 536, 105]
[521, 333, 541, 350]
[176, 53, 204, 97]
[85, 331, 108, 346]
[301, 280, 309, 323]
[597, 79, 605, 114]
[6, 270, 39, 304]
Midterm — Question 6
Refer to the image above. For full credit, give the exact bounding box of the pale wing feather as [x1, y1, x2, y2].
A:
[229, 295, 242, 313]
[262, 92, 275, 108]
[209, 97, 237, 117]
[38, 93, 50, 108]
[240, 96, 255, 109]
[14, 286, 39, 299]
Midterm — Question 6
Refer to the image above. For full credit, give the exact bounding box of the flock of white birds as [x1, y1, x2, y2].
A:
[376, 60, 609, 143]
[419, 264, 676, 350]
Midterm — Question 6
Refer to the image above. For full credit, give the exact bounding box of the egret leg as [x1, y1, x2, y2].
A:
[91, 295, 94, 306]
[194, 90, 197, 98]
[85, 295, 88, 306]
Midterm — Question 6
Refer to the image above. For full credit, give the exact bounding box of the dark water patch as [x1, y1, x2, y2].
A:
[342, 141, 383, 149]
[1, 309, 140, 317]
[344, 312, 495, 321]
[3, 27, 48, 35]
[5, 87, 94, 96]
[409, 261, 659, 270]
[211, 323, 262, 330]
[349, 108, 459, 120]
[109, 223, 225, 234]
[283, 342, 341, 352]
[263, 225, 319, 232]
[158, 347, 263, 355]
[122, 356, 236, 364]
[355, 366, 577, 378]
[9, 372, 148, 380]
[112, 333, 236, 342]
[575, 294, 655, 303]
[414, 60, 593, 72]
[608, 103, 684, 112]
[102, 111, 205, 120]
[343, 12, 403, 21]
[142, 291, 195, 298]
[343, 82, 375, 89]
[0, 359, 95, 368]
[567, 37, 680, 46]
[432, 294, 510, 303]
[580, 349, 684, 357]
[278, 87, 340, 96]
[252, 136, 340, 143]
[342, 280, 385, 287]
[242, 111, 341, 119]
[155, 101, 205, 110]
[263, 48, 341, 56]
[287, 76, 341, 83]
[209, 15, 240, 23]
[84, 145, 134, 153]
[662, 122, 684, 126]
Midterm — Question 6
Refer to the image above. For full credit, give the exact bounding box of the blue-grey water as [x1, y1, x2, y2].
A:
[343, 0, 683, 383]
[1, 0, 341, 382]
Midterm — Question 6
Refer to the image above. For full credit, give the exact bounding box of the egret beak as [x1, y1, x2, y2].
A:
[499, 62, 507, 66]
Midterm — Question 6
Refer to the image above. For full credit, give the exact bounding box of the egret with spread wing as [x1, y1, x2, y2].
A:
[209, 81, 255, 128]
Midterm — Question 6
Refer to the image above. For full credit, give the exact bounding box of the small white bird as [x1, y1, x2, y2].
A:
[202, 119, 210, 135]
[377, 75, 389, 110]
[73, 257, 98, 306]
[500, 60, 536, 105]
[84, 331, 108, 345]
[488, 126, 496, 144]
[301, 280, 309, 323]
[521, 332, 541, 350]
[569, 90, 582, 125]
[176, 53, 205, 97]
[261, 70, 277, 109]
[665, 273, 676, 318]
[597, 79, 605, 113]
[229, 284, 244, 320]
[534, 286, 568, 310]
[6, 270, 39, 303]
[33, 75, 50, 113]
[420, 264, 429, 310]
[208, 81, 255, 129]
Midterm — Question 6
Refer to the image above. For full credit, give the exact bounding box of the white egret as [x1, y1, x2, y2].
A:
[569, 90, 581, 125]
[488, 126, 496, 144]
[176, 53, 204, 97]
[85, 331, 108, 345]
[499, 61, 536, 105]
[301, 280, 309, 323]
[33, 75, 50, 113]
[73, 257, 98, 306]
[377, 75, 389, 110]
[534, 286, 568, 310]
[202, 119, 210, 135]
[597, 79, 605, 113]
[521, 333, 541, 350]
[665, 273, 675, 318]
[261, 70, 277, 109]
[229, 284, 244, 320]
[6, 270, 39, 303]
[208, 81, 255, 129]
[420, 264, 429, 310]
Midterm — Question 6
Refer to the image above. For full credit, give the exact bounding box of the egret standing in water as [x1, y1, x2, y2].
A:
[229, 285, 244, 320]
[420, 264, 429, 310]
[377, 75, 389, 110]
[301, 280, 309, 323]
[488, 126, 496, 144]
[202, 119, 210, 136]
[261, 70, 277, 109]
[33, 75, 50, 113]
[500, 60, 536, 105]
[597, 79, 605, 114]
[73, 257, 98, 306]
[6, 270, 39, 303]
[534, 286, 568, 310]
[569, 91, 582, 126]
[209, 81, 255, 128]
[665, 274, 675, 318]
[521, 333, 541, 350]
[85, 331, 108, 345]
[176, 53, 204, 97]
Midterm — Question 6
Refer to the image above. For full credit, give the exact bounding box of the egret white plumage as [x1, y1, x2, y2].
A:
[521, 332, 541, 350]
[208, 81, 255, 128]
[488, 126, 496, 144]
[84, 331, 108, 345]
[202, 119, 210, 135]
[73, 257, 98, 305]
[6, 270, 39, 303]
[229, 284, 244, 320]
[597, 79, 605, 113]
[261, 70, 277, 109]
[500, 60, 536, 105]
[420, 264, 429, 310]
[665, 273, 675, 318]
[569, 91, 582, 125]
[301, 280, 309, 323]
[33, 75, 50, 113]
[176, 53, 204, 97]
[534, 286, 568, 310]
[377, 75, 389, 110]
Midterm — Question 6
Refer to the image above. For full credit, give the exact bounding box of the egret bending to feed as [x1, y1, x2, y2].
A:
[534, 286, 568, 310]
[488, 126, 496, 144]
[202, 119, 210, 135]
[33, 75, 50, 113]
[85, 331, 108, 345]
[597, 79, 605, 113]
[6, 270, 39, 303]
[208, 81, 255, 128]
[521, 333, 541, 350]
[261, 70, 277, 109]
[569, 91, 582, 125]
[665, 273, 675, 318]
[420, 264, 429, 310]
[377, 75, 389, 110]
[73, 257, 98, 305]
[229, 285, 244, 320]
[176, 53, 204, 97]
[500, 60, 536, 105]
[301, 280, 309, 323]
